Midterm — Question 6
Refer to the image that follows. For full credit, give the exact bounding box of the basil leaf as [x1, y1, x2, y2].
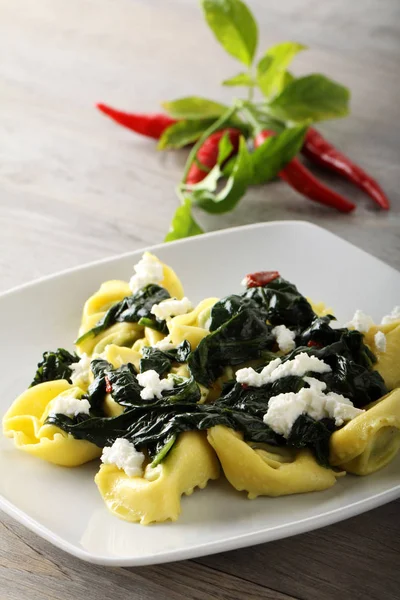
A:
[250, 124, 307, 185]
[257, 41, 306, 98]
[222, 72, 255, 87]
[268, 74, 350, 123]
[187, 137, 252, 214]
[162, 96, 229, 119]
[157, 118, 216, 150]
[164, 199, 204, 242]
[201, 0, 258, 67]
[217, 131, 234, 164]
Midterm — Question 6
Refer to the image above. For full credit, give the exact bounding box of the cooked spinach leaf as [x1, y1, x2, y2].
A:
[244, 277, 316, 327]
[139, 341, 192, 376]
[287, 414, 336, 467]
[140, 348, 172, 376]
[75, 284, 170, 344]
[189, 308, 275, 386]
[298, 317, 377, 369]
[209, 277, 315, 333]
[209, 294, 265, 331]
[30, 348, 79, 387]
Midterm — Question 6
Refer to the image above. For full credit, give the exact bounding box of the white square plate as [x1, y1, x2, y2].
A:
[1, 221, 399, 566]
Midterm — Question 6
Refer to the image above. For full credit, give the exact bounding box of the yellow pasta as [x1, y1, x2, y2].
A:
[3, 381, 101, 466]
[95, 431, 220, 524]
[329, 388, 400, 475]
[308, 299, 334, 318]
[207, 426, 341, 498]
[168, 297, 219, 350]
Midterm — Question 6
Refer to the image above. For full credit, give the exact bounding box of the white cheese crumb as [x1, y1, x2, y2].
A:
[129, 252, 164, 294]
[381, 306, 400, 325]
[374, 331, 387, 352]
[101, 438, 144, 477]
[236, 358, 282, 387]
[240, 277, 248, 287]
[70, 353, 92, 386]
[154, 336, 176, 352]
[263, 377, 363, 438]
[49, 393, 91, 418]
[137, 369, 174, 400]
[236, 353, 331, 387]
[272, 325, 296, 353]
[151, 297, 192, 320]
[346, 309, 374, 333]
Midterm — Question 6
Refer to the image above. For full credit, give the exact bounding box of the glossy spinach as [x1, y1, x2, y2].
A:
[30, 348, 79, 387]
[139, 341, 191, 375]
[75, 284, 170, 344]
[189, 308, 275, 386]
[244, 277, 316, 327]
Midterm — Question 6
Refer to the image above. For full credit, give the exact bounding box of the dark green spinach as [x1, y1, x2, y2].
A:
[189, 308, 275, 386]
[139, 340, 191, 376]
[75, 284, 170, 344]
[244, 277, 316, 327]
[30, 348, 79, 387]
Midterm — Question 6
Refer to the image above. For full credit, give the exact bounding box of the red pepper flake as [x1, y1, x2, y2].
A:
[241, 383, 249, 389]
[307, 340, 323, 349]
[243, 271, 280, 288]
[105, 376, 112, 393]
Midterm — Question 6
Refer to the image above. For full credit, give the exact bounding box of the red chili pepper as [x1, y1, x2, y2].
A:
[307, 340, 323, 348]
[302, 128, 389, 210]
[254, 131, 356, 213]
[186, 128, 241, 184]
[97, 103, 178, 139]
[242, 271, 280, 288]
[105, 376, 112, 394]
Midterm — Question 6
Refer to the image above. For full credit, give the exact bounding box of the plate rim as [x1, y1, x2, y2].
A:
[1, 220, 398, 300]
[1, 483, 399, 566]
[1, 219, 399, 565]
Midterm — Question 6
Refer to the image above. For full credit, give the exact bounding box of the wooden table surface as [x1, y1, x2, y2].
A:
[1, 0, 399, 598]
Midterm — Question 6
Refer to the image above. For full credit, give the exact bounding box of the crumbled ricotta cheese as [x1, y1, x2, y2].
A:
[272, 325, 296, 353]
[151, 297, 192, 320]
[374, 331, 387, 352]
[236, 353, 331, 387]
[154, 336, 176, 352]
[346, 309, 374, 333]
[101, 438, 144, 477]
[129, 252, 164, 294]
[381, 306, 400, 325]
[70, 353, 92, 386]
[263, 377, 363, 438]
[137, 369, 174, 400]
[49, 393, 91, 418]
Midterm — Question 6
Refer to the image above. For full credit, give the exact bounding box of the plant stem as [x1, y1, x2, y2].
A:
[178, 104, 239, 190]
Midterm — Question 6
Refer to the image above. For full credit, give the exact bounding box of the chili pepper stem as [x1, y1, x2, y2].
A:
[178, 103, 240, 192]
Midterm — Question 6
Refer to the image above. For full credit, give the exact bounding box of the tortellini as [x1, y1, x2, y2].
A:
[3, 380, 101, 467]
[168, 297, 219, 350]
[76, 280, 142, 356]
[76, 254, 185, 357]
[207, 426, 341, 498]
[95, 432, 220, 524]
[329, 388, 400, 475]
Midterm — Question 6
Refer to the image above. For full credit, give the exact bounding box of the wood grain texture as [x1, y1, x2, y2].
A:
[0, 0, 399, 598]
